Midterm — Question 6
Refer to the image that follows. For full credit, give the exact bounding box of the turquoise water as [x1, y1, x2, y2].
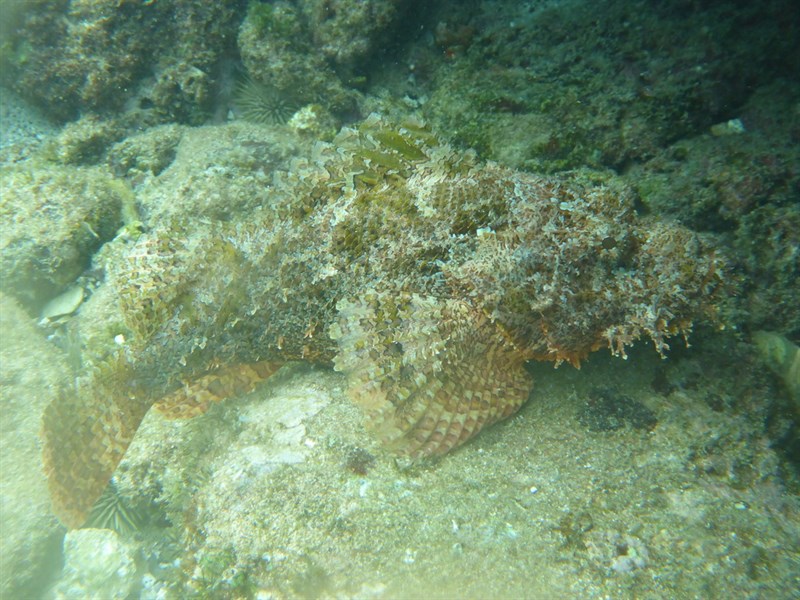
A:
[1, 1, 798, 598]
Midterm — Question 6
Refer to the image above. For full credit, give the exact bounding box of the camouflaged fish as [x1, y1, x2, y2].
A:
[42, 114, 723, 528]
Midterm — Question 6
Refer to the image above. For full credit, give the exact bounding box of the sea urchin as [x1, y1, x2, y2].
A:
[233, 75, 295, 124]
[84, 480, 144, 536]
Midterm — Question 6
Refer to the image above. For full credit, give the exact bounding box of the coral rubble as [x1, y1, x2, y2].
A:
[41, 115, 723, 528]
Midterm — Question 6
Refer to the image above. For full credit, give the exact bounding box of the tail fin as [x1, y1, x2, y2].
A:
[41, 356, 151, 529]
[41, 357, 281, 528]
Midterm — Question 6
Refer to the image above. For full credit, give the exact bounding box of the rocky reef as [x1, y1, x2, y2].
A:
[0, 1, 243, 124]
[41, 114, 723, 529]
[420, 0, 799, 172]
[1, 0, 798, 596]
[238, 0, 411, 117]
[1, 0, 415, 126]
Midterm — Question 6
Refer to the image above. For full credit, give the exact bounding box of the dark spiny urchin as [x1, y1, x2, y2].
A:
[234, 75, 296, 124]
[84, 480, 145, 536]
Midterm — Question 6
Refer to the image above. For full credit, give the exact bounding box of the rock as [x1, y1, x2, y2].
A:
[0, 164, 127, 312]
[0, 293, 66, 598]
[2, 2, 241, 123]
[52, 529, 138, 600]
[753, 330, 800, 411]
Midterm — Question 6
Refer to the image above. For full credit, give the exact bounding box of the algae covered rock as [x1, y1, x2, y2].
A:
[299, 0, 410, 67]
[45, 115, 127, 167]
[424, 0, 800, 171]
[112, 366, 365, 596]
[625, 80, 800, 335]
[0, 0, 167, 122]
[236, 0, 412, 119]
[237, 1, 358, 118]
[107, 124, 186, 179]
[1, 1, 242, 124]
[0, 164, 129, 312]
[133, 121, 308, 223]
[41, 115, 724, 529]
[753, 331, 800, 410]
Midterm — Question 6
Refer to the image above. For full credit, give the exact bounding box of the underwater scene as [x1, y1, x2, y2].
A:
[0, 0, 798, 598]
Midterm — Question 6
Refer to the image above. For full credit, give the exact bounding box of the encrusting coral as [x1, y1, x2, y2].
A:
[41, 114, 724, 528]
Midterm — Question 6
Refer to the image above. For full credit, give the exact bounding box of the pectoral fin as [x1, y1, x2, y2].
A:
[331, 293, 532, 458]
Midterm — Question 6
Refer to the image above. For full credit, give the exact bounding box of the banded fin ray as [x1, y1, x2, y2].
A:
[330, 292, 533, 458]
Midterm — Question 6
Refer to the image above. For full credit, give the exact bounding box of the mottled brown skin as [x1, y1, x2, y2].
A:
[42, 115, 723, 528]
